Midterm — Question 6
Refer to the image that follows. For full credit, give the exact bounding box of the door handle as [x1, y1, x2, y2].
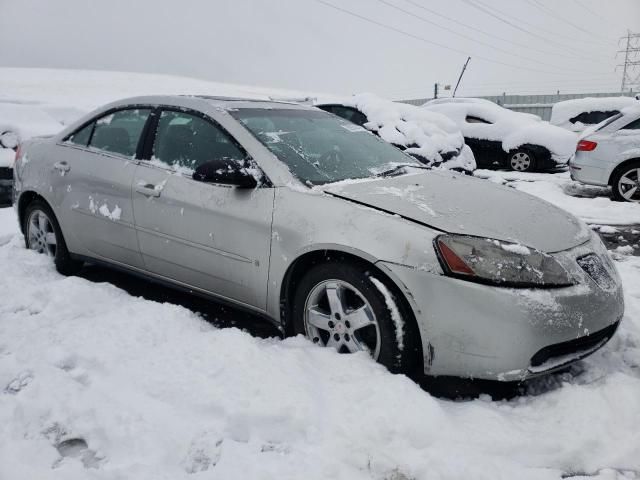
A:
[135, 183, 161, 197]
[53, 161, 70, 173]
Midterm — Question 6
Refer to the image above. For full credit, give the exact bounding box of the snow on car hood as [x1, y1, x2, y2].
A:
[322, 93, 475, 172]
[324, 170, 590, 253]
[423, 101, 578, 164]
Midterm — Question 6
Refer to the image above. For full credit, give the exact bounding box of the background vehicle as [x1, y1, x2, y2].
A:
[14, 95, 623, 381]
[423, 98, 577, 172]
[316, 93, 476, 173]
[0, 130, 18, 206]
[551, 96, 638, 132]
[571, 104, 640, 202]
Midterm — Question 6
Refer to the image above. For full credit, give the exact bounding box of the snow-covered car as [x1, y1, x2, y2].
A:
[316, 93, 476, 173]
[571, 104, 640, 202]
[423, 98, 578, 172]
[0, 131, 19, 206]
[14, 95, 623, 381]
[551, 96, 639, 133]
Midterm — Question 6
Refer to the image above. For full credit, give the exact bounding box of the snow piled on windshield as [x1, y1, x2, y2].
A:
[1, 206, 640, 479]
[327, 93, 476, 172]
[550, 96, 638, 130]
[423, 100, 578, 164]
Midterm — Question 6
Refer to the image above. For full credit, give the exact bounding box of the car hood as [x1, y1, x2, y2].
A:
[323, 170, 590, 253]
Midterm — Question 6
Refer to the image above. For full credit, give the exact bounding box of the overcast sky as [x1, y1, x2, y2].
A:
[1, 0, 639, 99]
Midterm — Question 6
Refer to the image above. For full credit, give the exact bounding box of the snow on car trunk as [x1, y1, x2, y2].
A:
[331, 93, 476, 172]
[1, 206, 640, 479]
[424, 101, 578, 165]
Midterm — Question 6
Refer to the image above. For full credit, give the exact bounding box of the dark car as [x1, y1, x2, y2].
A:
[0, 131, 17, 206]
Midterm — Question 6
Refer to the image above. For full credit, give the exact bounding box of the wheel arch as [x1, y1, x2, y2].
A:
[279, 248, 424, 371]
[608, 157, 640, 186]
[17, 190, 49, 234]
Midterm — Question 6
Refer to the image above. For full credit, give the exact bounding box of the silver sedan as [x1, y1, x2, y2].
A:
[13, 95, 624, 381]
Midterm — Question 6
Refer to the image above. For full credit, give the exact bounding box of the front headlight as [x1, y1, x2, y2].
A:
[434, 234, 575, 288]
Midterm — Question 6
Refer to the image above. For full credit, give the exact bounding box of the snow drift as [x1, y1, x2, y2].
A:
[423, 99, 578, 165]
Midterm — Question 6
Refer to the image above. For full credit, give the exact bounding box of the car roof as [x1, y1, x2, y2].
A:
[106, 94, 315, 111]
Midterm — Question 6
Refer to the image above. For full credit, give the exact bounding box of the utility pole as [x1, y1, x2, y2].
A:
[434, 82, 439, 99]
[617, 31, 640, 93]
[453, 57, 471, 98]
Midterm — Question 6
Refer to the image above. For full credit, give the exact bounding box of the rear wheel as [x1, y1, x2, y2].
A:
[611, 161, 640, 203]
[508, 149, 536, 172]
[291, 261, 419, 374]
[23, 200, 83, 275]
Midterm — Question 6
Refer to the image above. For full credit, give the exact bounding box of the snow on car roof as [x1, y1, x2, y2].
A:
[550, 96, 638, 126]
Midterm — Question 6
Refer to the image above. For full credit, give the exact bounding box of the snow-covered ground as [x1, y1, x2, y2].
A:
[1, 204, 640, 480]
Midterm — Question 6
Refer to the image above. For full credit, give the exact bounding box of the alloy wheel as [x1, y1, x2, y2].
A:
[618, 168, 640, 202]
[27, 209, 57, 257]
[304, 279, 381, 359]
[510, 152, 531, 171]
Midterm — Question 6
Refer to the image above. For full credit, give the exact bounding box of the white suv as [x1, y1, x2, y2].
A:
[570, 105, 640, 202]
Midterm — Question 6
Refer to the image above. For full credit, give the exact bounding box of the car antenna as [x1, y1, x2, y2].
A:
[452, 57, 471, 98]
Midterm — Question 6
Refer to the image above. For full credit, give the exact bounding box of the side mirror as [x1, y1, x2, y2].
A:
[192, 158, 258, 188]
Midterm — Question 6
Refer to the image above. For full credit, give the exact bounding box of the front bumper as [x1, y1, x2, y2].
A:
[379, 236, 624, 381]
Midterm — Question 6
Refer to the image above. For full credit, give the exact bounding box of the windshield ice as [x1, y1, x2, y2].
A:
[231, 108, 421, 185]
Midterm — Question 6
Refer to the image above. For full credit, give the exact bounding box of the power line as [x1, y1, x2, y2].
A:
[463, 0, 613, 53]
[401, 0, 610, 62]
[571, 0, 621, 32]
[311, 0, 610, 77]
[375, 0, 606, 72]
[524, 0, 618, 44]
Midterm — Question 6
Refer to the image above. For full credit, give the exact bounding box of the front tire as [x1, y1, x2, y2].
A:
[23, 200, 83, 275]
[508, 149, 536, 172]
[611, 161, 640, 202]
[291, 261, 419, 374]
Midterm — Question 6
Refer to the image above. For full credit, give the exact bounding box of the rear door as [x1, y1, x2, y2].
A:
[132, 107, 274, 310]
[52, 107, 152, 268]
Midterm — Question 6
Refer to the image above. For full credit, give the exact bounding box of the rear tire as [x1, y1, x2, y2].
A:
[611, 161, 640, 203]
[23, 200, 83, 275]
[508, 149, 536, 172]
[291, 261, 419, 374]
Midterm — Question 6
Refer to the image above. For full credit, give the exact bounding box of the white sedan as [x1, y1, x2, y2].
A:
[571, 104, 640, 202]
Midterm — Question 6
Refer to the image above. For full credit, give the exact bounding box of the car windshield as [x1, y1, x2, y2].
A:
[230, 108, 421, 185]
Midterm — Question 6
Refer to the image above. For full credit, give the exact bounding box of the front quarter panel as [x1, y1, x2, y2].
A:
[268, 186, 443, 319]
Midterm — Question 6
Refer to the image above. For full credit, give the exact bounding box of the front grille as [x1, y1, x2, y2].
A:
[0, 167, 12, 180]
[530, 321, 619, 368]
[577, 253, 616, 290]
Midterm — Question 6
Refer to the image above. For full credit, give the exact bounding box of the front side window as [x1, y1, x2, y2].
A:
[466, 116, 491, 124]
[89, 108, 151, 157]
[67, 123, 94, 146]
[231, 108, 420, 185]
[151, 110, 246, 174]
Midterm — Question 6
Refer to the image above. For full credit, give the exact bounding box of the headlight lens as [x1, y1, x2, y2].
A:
[434, 234, 575, 288]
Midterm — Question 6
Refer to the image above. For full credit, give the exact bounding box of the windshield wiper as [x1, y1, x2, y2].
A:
[375, 164, 429, 177]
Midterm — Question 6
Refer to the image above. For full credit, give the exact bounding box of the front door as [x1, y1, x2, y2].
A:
[51, 107, 152, 268]
[132, 108, 274, 310]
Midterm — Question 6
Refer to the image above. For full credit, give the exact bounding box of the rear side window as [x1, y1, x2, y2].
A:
[466, 116, 492, 124]
[89, 108, 151, 158]
[151, 110, 246, 173]
[621, 117, 640, 130]
[570, 110, 620, 125]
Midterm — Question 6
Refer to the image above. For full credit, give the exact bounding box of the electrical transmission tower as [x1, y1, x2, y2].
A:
[618, 31, 640, 93]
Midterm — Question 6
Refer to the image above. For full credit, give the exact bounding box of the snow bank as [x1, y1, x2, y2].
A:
[1, 206, 640, 479]
[319, 93, 476, 172]
[551, 97, 638, 131]
[423, 100, 578, 165]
